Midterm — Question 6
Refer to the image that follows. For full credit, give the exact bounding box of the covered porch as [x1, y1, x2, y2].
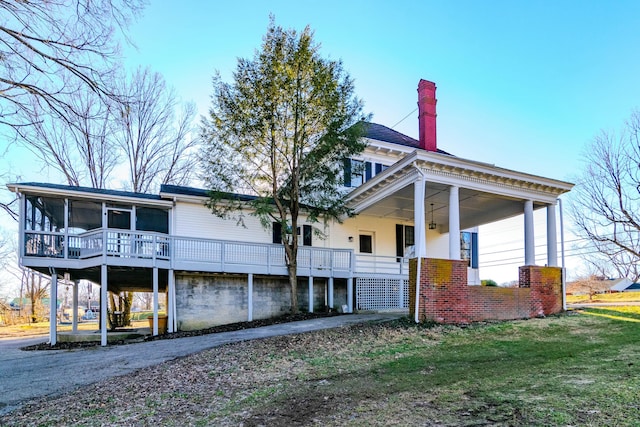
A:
[348, 150, 573, 272]
[346, 149, 574, 320]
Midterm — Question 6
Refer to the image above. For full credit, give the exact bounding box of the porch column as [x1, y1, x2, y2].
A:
[448, 186, 461, 260]
[347, 278, 353, 313]
[152, 266, 159, 336]
[49, 269, 57, 346]
[414, 177, 427, 258]
[100, 264, 107, 346]
[18, 192, 25, 261]
[328, 277, 334, 310]
[72, 281, 78, 333]
[168, 269, 175, 333]
[547, 203, 558, 267]
[308, 276, 314, 313]
[524, 200, 535, 265]
[247, 273, 253, 322]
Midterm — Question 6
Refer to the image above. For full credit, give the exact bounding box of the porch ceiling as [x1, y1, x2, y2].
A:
[357, 182, 545, 231]
[347, 150, 573, 230]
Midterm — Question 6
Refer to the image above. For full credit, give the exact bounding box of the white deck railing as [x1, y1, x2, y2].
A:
[355, 254, 409, 275]
[22, 229, 355, 276]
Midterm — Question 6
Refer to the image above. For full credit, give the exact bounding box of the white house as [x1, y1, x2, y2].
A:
[7, 79, 574, 345]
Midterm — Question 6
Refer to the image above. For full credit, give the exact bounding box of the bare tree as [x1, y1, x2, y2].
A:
[570, 110, 640, 282]
[0, 0, 145, 133]
[14, 89, 119, 188]
[114, 67, 198, 193]
[20, 268, 50, 322]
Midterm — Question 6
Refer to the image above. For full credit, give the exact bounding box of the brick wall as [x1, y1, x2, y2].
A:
[519, 265, 563, 317]
[410, 258, 563, 324]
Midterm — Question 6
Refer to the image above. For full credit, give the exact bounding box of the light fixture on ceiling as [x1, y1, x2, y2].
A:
[429, 203, 437, 230]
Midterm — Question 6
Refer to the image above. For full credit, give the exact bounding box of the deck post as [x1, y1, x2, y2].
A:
[247, 273, 253, 321]
[347, 278, 353, 313]
[168, 269, 175, 333]
[308, 276, 314, 313]
[152, 266, 159, 336]
[72, 281, 78, 333]
[328, 277, 334, 309]
[49, 268, 57, 346]
[100, 264, 107, 346]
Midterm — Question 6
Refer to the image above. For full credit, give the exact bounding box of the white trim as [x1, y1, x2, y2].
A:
[7, 184, 172, 208]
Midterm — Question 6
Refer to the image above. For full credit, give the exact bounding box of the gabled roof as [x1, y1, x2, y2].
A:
[363, 122, 450, 155]
[625, 283, 640, 291]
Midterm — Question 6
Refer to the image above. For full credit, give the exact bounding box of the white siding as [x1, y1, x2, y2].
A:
[174, 201, 271, 243]
[173, 200, 325, 247]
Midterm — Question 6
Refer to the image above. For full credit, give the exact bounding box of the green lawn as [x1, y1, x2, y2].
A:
[3, 307, 640, 426]
[567, 290, 640, 303]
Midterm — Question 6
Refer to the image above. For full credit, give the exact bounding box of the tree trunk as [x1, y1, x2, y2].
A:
[288, 263, 298, 314]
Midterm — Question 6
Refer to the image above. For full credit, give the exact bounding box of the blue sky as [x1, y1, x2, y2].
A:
[2, 1, 640, 292]
[115, 1, 640, 283]
[122, 0, 640, 184]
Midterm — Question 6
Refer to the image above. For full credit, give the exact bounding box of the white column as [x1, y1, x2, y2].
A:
[100, 264, 107, 346]
[547, 203, 558, 267]
[414, 178, 427, 258]
[413, 173, 427, 323]
[328, 277, 334, 309]
[347, 278, 353, 313]
[72, 281, 78, 333]
[247, 273, 253, 321]
[49, 270, 57, 346]
[524, 200, 535, 265]
[308, 276, 314, 313]
[448, 186, 461, 260]
[152, 266, 159, 336]
[168, 269, 175, 333]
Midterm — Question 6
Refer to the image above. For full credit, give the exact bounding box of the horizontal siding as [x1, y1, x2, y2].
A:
[174, 201, 271, 243]
[174, 201, 327, 247]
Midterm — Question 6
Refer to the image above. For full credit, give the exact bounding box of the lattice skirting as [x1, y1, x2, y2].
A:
[356, 276, 409, 310]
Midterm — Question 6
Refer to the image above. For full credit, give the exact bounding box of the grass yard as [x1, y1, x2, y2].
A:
[3, 307, 640, 426]
[567, 290, 640, 304]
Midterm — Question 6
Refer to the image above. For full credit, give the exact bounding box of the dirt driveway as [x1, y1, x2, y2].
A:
[0, 313, 401, 416]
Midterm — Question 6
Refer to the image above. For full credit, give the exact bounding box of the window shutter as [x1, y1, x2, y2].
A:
[365, 162, 372, 181]
[303, 225, 312, 246]
[471, 232, 479, 269]
[375, 163, 383, 174]
[343, 158, 352, 187]
[396, 224, 404, 260]
[272, 222, 282, 244]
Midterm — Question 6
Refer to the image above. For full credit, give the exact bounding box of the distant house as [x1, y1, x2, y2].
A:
[7, 79, 573, 345]
[566, 277, 634, 295]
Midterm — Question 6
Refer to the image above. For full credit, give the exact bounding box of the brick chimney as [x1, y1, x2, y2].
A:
[417, 79, 437, 151]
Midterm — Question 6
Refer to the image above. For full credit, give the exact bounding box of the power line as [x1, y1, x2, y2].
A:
[391, 108, 417, 129]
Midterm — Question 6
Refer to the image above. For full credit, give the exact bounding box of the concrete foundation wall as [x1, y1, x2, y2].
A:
[175, 273, 348, 331]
